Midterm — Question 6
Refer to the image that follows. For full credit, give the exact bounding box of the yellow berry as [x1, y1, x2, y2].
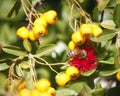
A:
[93, 27, 103, 37]
[47, 87, 56, 96]
[28, 31, 39, 41]
[80, 24, 93, 37]
[31, 89, 41, 96]
[71, 31, 85, 45]
[19, 88, 31, 96]
[44, 10, 57, 24]
[68, 41, 75, 50]
[91, 24, 99, 28]
[56, 73, 70, 87]
[34, 78, 51, 92]
[116, 71, 120, 81]
[17, 81, 27, 91]
[66, 66, 81, 80]
[40, 92, 51, 96]
[15, 95, 20, 96]
[16, 26, 29, 40]
[33, 25, 48, 37]
[34, 18, 48, 28]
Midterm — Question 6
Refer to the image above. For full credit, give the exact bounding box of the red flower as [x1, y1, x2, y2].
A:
[70, 46, 98, 72]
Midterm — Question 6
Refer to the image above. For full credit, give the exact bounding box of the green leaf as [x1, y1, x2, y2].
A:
[100, 20, 116, 30]
[0, 63, 9, 71]
[99, 45, 120, 76]
[56, 89, 78, 96]
[0, 73, 7, 90]
[95, 82, 102, 89]
[90, 83, 104, 96]
[99, 68, 118, 77]
[2, 45, 27, 57]
[37, 67, 50, 79]
[104, 6, 114, 13]
[20, 61, 29, 69]
[32, 0, 40, 5]
[81, 69, 96, 76]
[16, 65, 24, 77]
[36, 44, 55, 57]
[113, 4, 120, 27]
[97, 0, 110, 12]
[93, 7, 99, 22]
[90, 30, 117, 42]
[104, 40, 112, 50]
[69, 82, 92, 94]
[23, 39, 32, 52]
[78, 0, 85, 3]
[116, 0, 120, 4]
[90, 88, 104, 96]
[99, 57, 114, 64]
[7, 0, 21, 17]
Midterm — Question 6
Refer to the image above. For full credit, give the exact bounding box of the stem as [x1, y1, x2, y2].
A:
[34, 56, 59, 74]
[28, 53, 37, 82]
[39, 57, 59, 74]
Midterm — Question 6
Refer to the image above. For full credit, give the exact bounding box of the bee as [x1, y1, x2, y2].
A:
[67, 48, 87, 58]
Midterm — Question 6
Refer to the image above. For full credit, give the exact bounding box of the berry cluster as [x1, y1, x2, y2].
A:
[16, 78, 56, 96]
[68, 23, 103, 50]
[16, 10, 57, 41]
[56, 66, 81, 86]
[55, 24, 103, 87]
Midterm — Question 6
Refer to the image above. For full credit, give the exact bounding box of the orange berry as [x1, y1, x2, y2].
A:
[71, 31, 85, 45]
[16, 26, 29, 40]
